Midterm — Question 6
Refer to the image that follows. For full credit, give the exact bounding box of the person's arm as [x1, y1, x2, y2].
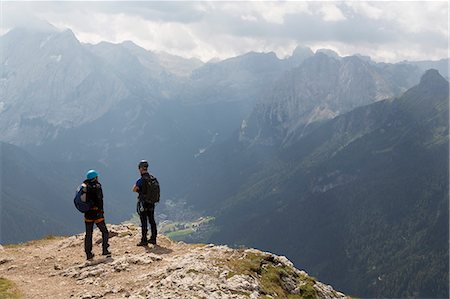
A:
[132, 178, 141, 193]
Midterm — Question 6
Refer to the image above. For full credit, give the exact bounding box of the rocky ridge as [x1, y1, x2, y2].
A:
[0, 224, 348, 299]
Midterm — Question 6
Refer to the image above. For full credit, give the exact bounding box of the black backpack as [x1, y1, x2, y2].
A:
[139, 173, 160, 204]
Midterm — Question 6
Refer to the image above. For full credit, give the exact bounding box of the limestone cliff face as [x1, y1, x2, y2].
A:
[240, 53, 422, 146]
[0, 224, 348, 299]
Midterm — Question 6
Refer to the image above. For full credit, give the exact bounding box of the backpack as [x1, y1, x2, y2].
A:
[140, 173, 160, 204]
[74, 183, 92, 213]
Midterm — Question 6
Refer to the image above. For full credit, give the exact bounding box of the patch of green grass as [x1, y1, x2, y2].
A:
[222, 252, 263, 277]
[260, 264, 289, 297]
[220, 252, 319, 299]
[260, 264, 318, 298]
[4, 235, 64, 248]
[160, 223, 178, 233]
[166, 228, 194, 238]
[229, 289, 251, 297]
[3, 244, 21, 249]
[294, 282, 317, 299]
[118, 232, 132, 237]
[43, 235, 63, 241]
[0, 277, 21, 299]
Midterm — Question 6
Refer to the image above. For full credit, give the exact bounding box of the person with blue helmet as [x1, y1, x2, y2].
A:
[82, 169, 110, 260]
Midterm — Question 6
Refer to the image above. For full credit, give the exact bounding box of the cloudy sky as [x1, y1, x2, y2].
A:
[1, 1, 448, 63]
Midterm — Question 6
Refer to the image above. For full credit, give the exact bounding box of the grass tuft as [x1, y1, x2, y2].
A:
[0, 277, 21, 299]
[219, 251, 319, 299]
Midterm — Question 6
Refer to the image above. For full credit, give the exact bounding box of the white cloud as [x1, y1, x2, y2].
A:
[255, 2, 310, 24]
[318, 4, 346, 22]
[1, 1, 448, 63]
[347, 2, 383, 20]
[210, 2, 310, 25]
[241, 14, 258, 22]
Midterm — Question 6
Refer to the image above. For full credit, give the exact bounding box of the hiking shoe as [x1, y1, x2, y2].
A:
[149, 239, 157, 245]
[137, 240, 148, 246]
[102, 250, 111, 256]
[86, 253, 95, 260]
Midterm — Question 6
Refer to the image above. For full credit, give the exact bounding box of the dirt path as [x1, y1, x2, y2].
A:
[0, 224, 192, 298]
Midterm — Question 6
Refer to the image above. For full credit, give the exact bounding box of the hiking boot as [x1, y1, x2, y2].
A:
[137, 240, 148, 246]
[102, 250, 111, 256]
[149, 239, 157, 245]
[86, 252, 95, 260]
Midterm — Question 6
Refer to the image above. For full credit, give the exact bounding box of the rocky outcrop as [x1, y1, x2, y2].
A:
[0, 224, 348, 299]
[240, 53, 423, 146]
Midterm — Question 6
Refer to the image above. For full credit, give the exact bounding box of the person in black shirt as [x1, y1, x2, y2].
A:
[132, 160, 158, 246]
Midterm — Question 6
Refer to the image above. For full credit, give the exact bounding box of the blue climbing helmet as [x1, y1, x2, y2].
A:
[86, 169, 99, 180]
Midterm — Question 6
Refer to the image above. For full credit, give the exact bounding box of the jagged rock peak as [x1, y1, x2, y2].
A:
[120, 40, 153, 54]
[419, 69, 447, 86]
[292, 46, 314, 58]
[55, 29, 81, 45]
[0, 223, 348, 299]
[120, 40, 141, 48]
[354, 53, 372, 62]
[290, 46, 314, 66]
[316, 48, 341, 59]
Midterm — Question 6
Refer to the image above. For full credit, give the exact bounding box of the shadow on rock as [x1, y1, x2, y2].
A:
[144, 244, 173, 255]
[85, 256, 114, 267]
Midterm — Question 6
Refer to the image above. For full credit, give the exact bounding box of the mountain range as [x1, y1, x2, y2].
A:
[4, 26, 443, 193]
[188, 69, 449, 298]
[0, 25, 448, 298]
